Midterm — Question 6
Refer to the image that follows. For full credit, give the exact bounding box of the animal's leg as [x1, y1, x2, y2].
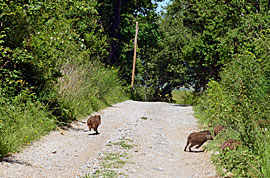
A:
[188, 142, 197, 152]
[95, 128, 99, 135]
[195, 142, 205, 149]
[184, 141, 189, 151]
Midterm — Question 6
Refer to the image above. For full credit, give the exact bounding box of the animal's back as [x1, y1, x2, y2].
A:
[220, 139, 240, 150]
[87, 115, 101, 134]
[87, 115, 101, 129]
[214, 125, 225, 136]
[184, 130, 213, 152]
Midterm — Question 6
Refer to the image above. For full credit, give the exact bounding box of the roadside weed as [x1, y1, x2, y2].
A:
[84, 139, 134, 178]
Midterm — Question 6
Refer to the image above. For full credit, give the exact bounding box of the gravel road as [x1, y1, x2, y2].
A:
[0, 100, 218, 178]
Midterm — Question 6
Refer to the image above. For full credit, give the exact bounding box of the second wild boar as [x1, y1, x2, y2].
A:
[214, 125, 225, 136]
[220, 139, 241, 151]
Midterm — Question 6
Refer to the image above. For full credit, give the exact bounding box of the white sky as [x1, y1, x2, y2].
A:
[156, 0, 171, 13]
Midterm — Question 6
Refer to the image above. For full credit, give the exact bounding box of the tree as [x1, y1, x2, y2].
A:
[155, 0, 270, 93]
[97, 0, 162, 81]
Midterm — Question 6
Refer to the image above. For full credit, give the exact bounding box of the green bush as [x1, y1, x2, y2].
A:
[58, 61, 129, 118]
[172, 89, 194, 105]
[0, 0, 129, 157]
[0, 90, 56, 156]
[130, 85, 156, 102]
[258, 132, 270, 178]
[196, 51, 270, 177]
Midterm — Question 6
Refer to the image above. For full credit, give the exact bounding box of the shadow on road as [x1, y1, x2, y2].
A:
[172, 104, 191, 107]
[0, 156, 32, 166]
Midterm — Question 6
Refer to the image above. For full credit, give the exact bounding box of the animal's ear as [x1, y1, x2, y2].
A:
[98, 115, 101, 120]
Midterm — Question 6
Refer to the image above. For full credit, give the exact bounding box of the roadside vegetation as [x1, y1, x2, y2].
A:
[195, 53, 270, 177]
[163, 1, 270, 177]
[172, 89, 193, 105]
[0, 0, 129, 156]
[161, 1, 270, 177]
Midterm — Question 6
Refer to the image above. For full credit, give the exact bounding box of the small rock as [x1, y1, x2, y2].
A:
[153, 167, 164, 172]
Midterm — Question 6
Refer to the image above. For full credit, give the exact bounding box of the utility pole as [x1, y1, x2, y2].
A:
[131, 21, 138, 89]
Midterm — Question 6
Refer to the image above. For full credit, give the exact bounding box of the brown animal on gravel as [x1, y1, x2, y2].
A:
[220, 139, 241, 151]
[184, 130, 213, 152]
[214, 125, 225, 136]
[87, 115, 101, 135]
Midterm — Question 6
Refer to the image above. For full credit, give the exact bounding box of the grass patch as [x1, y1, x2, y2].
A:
[85, 139, 135, 177]
[85, 169, 119, 178]
[112, 141, 134, 150]
[106, 141, 134, 149]
[59, 61, 129, 119]
[103, 153, 129, 167]
[0, 94, 56, 156]
[172, 89, 193, 105]
[83, 152, 129, 178]
[140, 116, 147, 120]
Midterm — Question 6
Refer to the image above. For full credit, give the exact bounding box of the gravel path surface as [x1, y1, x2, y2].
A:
[0, 100, 218, 178]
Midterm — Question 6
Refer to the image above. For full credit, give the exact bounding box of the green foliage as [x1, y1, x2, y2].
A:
[58, 61, 128, 118]
[151, 0, 270, 95]
[258, 132, 270, 178]
[96, 0, 163, 103]
[0, 0, 129, 157]
[172, 89, 194, 105]
[0, 90, 56, 156]
[196, 49, 270, 177]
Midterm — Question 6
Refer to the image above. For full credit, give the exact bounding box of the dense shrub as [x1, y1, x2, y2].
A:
[196, 51, 270, 177]
[0, 0, 128, 157]
[58, 61, 129, 118]
[0, 90, 56, 156]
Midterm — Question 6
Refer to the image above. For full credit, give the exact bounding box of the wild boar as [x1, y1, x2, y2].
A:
[184, 130, 213, 152]
[220, 139, 240, 151]
[214, 125, 225, 136]
[87, 115, 101, 135]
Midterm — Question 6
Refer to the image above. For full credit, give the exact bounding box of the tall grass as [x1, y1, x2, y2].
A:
[0, 91, 56, 156]
[258, 132, 270, 178]
[58, 61, 129, 118]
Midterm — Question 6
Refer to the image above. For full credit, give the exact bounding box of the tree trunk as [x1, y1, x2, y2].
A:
[108, 0, 123, 65]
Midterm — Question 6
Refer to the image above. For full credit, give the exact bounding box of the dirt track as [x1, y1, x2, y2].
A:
[0, 100, 218, 178]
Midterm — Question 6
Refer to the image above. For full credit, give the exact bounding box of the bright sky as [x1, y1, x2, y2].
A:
[156, 0, 171, 13]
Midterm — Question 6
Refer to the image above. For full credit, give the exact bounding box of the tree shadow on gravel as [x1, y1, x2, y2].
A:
[172, 104, 191, 107]
[62, 127, 89, 133]
[0, 156, 33, 166]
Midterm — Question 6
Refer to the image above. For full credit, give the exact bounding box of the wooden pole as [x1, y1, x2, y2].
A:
[131, 21, 138, 89]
